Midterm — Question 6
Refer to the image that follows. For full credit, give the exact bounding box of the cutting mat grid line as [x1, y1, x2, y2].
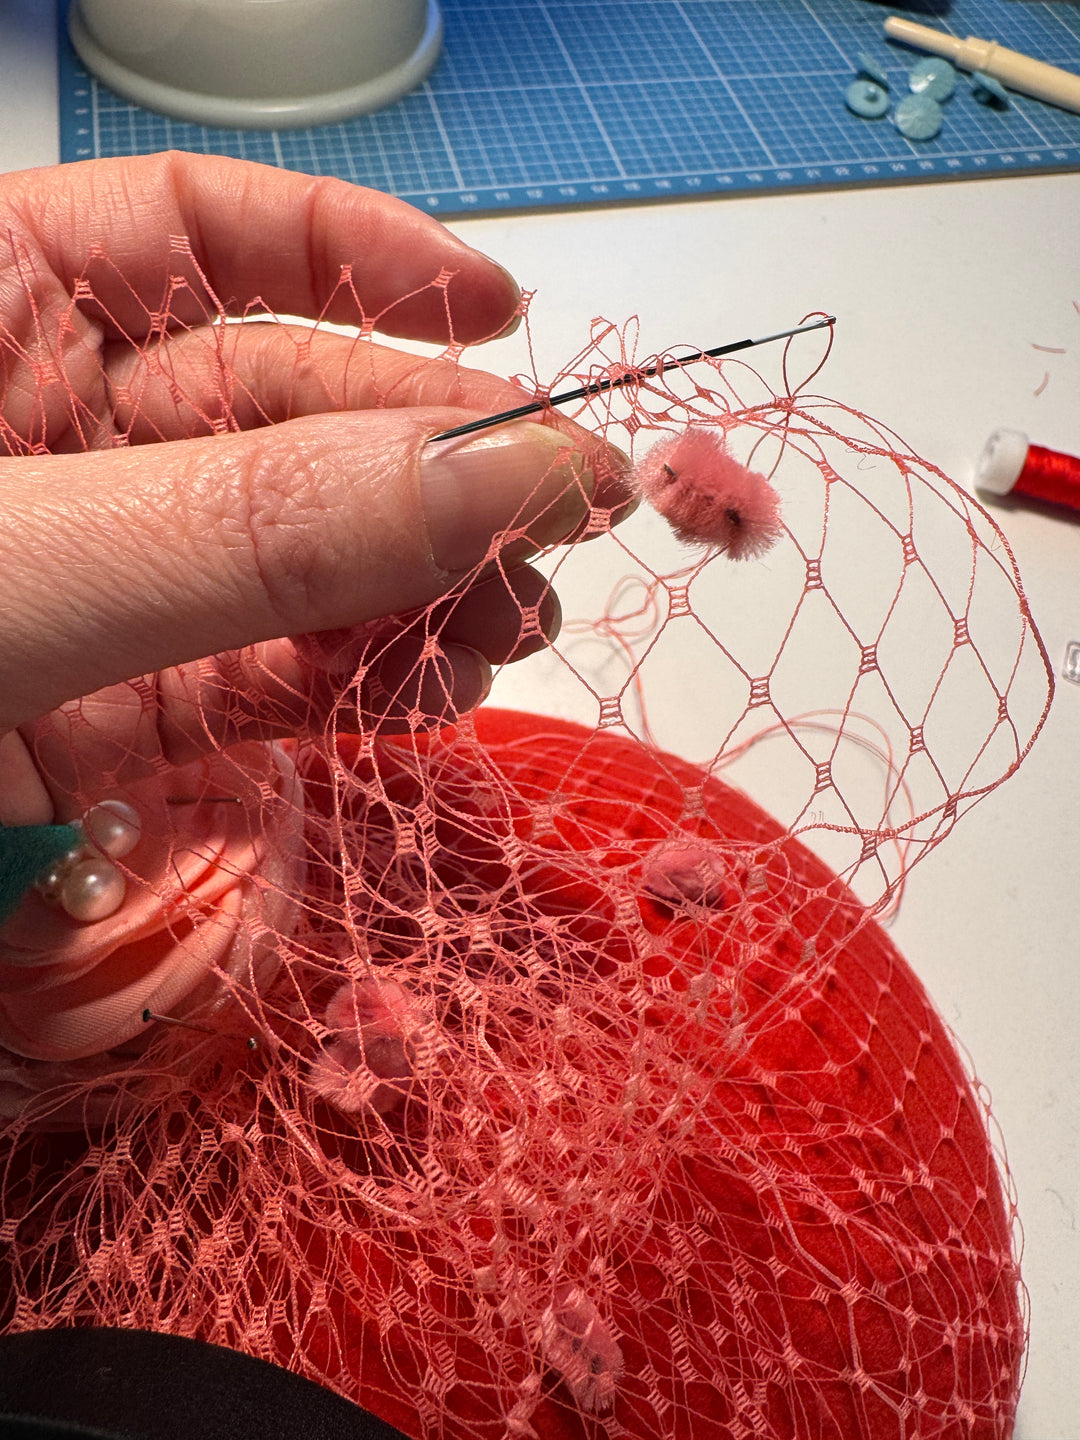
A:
[59, 0, 1080, 213]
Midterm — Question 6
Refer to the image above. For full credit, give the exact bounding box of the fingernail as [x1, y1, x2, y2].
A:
[447, 643, 494, 714]
[421, 422, 593, 572]
[493, 308, 523, 339]
[476, 254, 523, 337]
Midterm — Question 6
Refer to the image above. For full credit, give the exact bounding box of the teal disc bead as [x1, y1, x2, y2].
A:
[893, 93, 943, 140]
[909, 56, 956, 102]
[0, 822, 83, 923]
[856, 52, 890, 89]
[845, 79, 889, 118]
[972, 71, 1010, 106]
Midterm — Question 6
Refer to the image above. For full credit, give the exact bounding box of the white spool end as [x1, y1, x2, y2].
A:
[976, 428, 1030, 496]
[68, 0, 443, 131]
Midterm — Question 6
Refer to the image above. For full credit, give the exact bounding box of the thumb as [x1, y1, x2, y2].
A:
[0, 409, 593, 730]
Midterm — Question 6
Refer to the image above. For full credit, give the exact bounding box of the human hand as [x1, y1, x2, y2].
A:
[0, 153, 630, 825]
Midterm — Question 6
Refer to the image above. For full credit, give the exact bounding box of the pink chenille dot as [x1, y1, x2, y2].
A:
[634, 428, 782, 558]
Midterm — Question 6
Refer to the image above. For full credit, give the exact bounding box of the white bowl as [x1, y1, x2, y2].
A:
[68, 0, 443, 130]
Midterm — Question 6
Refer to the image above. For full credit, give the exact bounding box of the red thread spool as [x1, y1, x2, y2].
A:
[977, 428, 1080, 512]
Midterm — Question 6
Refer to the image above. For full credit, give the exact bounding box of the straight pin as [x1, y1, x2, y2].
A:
[142, 1007, 216, 1034]
[429, 315, 836, 443]
[165, 796, 244, 806]
[142, 1007, 258, 1050]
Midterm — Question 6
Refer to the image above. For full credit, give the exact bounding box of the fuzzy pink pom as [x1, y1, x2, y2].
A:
[538, 1285, 624, 1413]
[309, 979, 430, 1117]
[641, 841, 728, 909]
[633, 428, 783, 558]
[323, 978, 415, 1035]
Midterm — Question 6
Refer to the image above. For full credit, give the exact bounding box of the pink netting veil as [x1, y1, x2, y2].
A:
[0, 248, 1053, 1440]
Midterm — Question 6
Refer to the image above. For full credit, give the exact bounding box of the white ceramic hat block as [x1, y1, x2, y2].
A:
[69, 0, 444, 129]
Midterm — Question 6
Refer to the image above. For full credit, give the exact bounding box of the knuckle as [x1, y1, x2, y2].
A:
[224, 433, 343, 623]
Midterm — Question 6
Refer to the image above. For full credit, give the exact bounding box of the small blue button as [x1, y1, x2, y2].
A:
[893, 93, 943, 140]
[971, 70, 1010, 106]
[845, 79, 889, 118]
[908, 57, 956, 102]
[856, 52, 890, 89]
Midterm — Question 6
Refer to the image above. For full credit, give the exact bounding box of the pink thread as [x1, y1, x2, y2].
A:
[633, 428, 783, 558]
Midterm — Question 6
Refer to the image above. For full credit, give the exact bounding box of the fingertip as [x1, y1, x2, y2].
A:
[477, 256, 523, 339]
[445, 642, 494, 713]
[538, 418, 635, 528]
[0, 731, 54, 826]
[421, 422, 593, 573]
[357, 636, 491, 733]
[380, 239, 522, 346]
[434, 564, 561, 665]
[445, 250, 522, 344]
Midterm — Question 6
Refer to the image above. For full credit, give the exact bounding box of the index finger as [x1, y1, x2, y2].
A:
[3, 152, 521, 344]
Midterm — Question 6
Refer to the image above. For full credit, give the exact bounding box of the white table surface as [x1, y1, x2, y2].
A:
[3, 3, 1077, 1434]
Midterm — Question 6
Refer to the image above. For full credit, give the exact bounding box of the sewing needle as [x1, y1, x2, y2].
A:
[429, 315, 836, 443]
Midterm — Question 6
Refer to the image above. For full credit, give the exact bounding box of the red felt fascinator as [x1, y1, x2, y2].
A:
[0, 276, 1049, 1439]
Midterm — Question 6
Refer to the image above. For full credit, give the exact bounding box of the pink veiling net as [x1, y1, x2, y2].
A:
[0, 243, 1055, 1439]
